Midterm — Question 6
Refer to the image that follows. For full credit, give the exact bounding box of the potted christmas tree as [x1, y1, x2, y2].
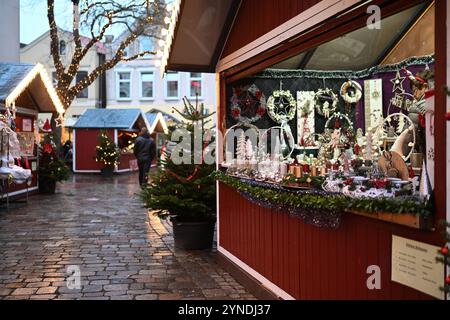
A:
[140, 97, 216, 250]
[95, 130, 120, 177]
[38, 134, 70, 194]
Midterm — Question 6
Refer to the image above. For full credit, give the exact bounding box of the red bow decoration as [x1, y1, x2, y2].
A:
[445, 112, 450, 121]
[43, 143, 53, 154]
[255, 91, 262, 99]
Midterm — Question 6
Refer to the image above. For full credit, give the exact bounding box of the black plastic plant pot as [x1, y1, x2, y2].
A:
[101, 166, 115, 177]
[39, 179, 56, 194]
[172, 218, 215, 250]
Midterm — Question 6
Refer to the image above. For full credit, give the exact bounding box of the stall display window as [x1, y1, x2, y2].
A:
[118, 131, 138, 154]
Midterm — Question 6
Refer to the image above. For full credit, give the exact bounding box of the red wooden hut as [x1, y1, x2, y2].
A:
[0, 62, 64, 199]
[161, 0, 448, 300]
[72, 109, 168, 173]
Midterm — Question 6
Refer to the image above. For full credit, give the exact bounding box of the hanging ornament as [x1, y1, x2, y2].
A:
[390, 70, 406, 93]
[55, 113, 65, 128]
[314, 88, 338, 118]
[42, 118, 52, 132]
[267, 81, 297, 124]
[230, 84, 266, 124]
[340, 80, 362, 104]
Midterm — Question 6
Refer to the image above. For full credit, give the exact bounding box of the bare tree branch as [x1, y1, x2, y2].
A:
[48, 0, 168, 108]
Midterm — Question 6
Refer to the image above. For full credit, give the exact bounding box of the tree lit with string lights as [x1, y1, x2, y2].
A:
[46, 0, 171, 109]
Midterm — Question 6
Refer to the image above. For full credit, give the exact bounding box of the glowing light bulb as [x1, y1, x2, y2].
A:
[161, 28, 168, 36]
[158, 39, 165, 47]
[164, 17, 171, 24]
[166, 4, 173, 11]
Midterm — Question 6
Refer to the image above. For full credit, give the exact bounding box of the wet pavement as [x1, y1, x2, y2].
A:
[0, 173, 255, 300]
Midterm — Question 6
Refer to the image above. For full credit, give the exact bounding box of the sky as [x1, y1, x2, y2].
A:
[20, 0, 73, 44]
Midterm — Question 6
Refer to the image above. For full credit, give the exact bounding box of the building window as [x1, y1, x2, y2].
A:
[59, 40, 66, 55]
[76, 71, 89, 99]
[116, 71, 132, 100]
[165, 72, 179, 99]
[139, 36, 153, 58]
[140, 71, 154, 100]
[189, 72, 202, 98]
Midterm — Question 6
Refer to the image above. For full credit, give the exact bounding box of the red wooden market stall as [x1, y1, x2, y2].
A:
[161, 0, 448, 300]
[72, 109, 168, 173]
[0, 62, 64, 200]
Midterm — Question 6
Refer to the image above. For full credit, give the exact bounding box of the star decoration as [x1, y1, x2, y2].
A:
[391, 70, 406, 93]
[55, 113, 65, 127]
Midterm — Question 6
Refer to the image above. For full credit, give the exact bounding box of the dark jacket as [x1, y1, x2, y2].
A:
[134, 133, 156, 162]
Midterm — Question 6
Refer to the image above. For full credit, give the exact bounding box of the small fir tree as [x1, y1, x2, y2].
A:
[140, 97, 216, 222]
[236, 131, 246, 161]
[95, 130, 120, 168]
[38, 134, 70, 182]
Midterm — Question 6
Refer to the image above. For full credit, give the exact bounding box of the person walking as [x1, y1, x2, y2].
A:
[133, 127, 156, 187]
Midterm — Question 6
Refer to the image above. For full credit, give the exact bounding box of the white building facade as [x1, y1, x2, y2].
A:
[0, 0, 20, 62]
[105, 35, 216, 122]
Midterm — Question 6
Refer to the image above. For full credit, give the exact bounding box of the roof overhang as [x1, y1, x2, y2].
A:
[160, 0, 241, 74]
[5, 63, 65, 114]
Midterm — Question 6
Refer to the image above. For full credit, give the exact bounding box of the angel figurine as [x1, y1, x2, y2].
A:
[323, 101, 330, 118]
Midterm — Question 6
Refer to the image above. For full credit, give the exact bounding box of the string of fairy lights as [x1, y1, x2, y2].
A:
[48, 0, 176, 109]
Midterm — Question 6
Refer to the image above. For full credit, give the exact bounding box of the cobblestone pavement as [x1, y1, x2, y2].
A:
[0, 173, 255, 300]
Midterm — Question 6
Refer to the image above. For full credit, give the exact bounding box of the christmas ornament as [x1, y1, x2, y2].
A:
[340, 80, 362, 104]
[267, 82, 297, 124]
[42, 118, 52, 132]
[314, 88, 338, 118]
[390, 70, 406, 93]
[55, 113, 65, 128]
[230, 84, 266, 124]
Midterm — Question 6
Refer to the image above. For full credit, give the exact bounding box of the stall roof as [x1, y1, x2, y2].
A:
[161, 1, 432, 73]
[160, 0, 241, 73]
[0, 63, 64, 114]
[146, 112, 169, 135]
[73, 109, 149, 130]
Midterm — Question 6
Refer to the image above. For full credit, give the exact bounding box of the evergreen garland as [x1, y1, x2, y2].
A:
[214, 171, 432, 217]
[255, 55, 435, 79]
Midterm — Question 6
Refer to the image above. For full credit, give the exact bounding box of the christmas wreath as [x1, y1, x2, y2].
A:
[340, 80, 362, 104]
[267, 89, 297, 123]
[230, 84, 266, 124]
[314, 88, 338, 118]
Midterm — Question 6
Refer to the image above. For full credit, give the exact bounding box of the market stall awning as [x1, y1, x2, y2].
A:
[0, 63, 64, 114]
[161, 0, 241, 73]
[73, 109, 150, 131]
